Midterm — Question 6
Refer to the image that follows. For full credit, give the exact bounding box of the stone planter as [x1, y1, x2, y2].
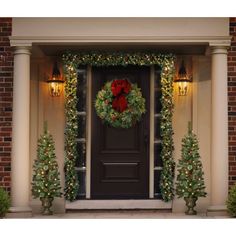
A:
[40, 197, 54, 215]
[184, 197, 198, 215]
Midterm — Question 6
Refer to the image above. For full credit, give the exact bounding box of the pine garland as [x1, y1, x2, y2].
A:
[63, 61, 79, 201]
[159, 62, 175, 202]
[62, 52, 175, 202]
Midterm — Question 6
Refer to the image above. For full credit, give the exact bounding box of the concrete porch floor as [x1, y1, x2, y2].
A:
[6, 210, 230, 219]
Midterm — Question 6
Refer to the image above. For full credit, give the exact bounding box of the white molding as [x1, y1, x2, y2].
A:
[209, 40, 232, 47]
[85, 65, 92, 199]
[66, 200, 172, 210]
[10, 36, 232, 46]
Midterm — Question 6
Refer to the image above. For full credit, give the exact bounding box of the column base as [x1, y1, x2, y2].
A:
[206, 205, 229, 217]
[6, 206, 32, 218]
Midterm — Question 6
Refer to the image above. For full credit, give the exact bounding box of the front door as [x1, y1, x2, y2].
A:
[91, 65, 150, 199]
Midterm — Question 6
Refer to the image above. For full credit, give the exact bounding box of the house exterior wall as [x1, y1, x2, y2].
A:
[0, 17, 233, 213]
[0, 18, 13, 193]
[228, 17, 236, 188]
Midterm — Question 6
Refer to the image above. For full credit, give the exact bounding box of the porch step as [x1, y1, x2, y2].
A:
[66, 199, 172, 210]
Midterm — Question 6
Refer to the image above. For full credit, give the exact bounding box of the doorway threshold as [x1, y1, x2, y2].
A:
[66, 199, 172, 210]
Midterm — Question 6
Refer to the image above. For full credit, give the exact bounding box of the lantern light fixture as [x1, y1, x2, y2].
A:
[47, 62, 64, 97]
[174, 60, 192, 96]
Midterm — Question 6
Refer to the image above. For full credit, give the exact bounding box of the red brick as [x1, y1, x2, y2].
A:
[0, 17, 12, 193]
[229, 18, 236, 187]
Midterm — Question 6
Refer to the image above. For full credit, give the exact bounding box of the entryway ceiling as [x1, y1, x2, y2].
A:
[34, 44, 207, 57]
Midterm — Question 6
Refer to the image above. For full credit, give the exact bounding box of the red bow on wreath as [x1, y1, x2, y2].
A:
[111, 79, 131, 112]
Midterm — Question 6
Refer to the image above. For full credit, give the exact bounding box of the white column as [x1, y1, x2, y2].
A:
[11, 46, 31, 212]
[211, 46, 228, 207]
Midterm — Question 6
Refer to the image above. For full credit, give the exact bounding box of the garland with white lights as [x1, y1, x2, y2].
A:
[62, 52, 175, 202]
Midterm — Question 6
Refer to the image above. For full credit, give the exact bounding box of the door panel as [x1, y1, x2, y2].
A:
[91, 66, 150, 199]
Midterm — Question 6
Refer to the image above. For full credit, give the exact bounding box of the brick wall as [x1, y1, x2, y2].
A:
[228, 17, 236, 188]
[0, 18, 13, 192]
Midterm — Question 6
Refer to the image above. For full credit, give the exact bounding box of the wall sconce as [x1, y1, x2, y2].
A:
[174, 60, 192, 96]
[47, 62, 64, 97]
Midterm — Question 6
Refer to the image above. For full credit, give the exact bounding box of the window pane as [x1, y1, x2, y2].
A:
[155, 116, 161, 140]
[78, 115, 86, 139]
[154, 143, 162, 167]
[76, 66, 87, 199]
[76, 170, 86, 199]
[77, 67, 87, 112]
[77, 89, 87, 112]
[76, 142, 86, 167]
[154, 169, 162, 199]
[155, 91, 162, 114]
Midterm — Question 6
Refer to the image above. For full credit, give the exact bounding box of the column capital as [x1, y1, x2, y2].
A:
[13, 46, 31, 56]
[210, 46, 228, 55]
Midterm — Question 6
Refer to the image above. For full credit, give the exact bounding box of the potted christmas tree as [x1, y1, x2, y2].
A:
[176, 122, 206, 215]
[32, 122, 62, 215]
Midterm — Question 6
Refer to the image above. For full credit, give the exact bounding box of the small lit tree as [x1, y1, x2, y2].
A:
[32, 122, 62, 215]
[176, 122, 206, 215]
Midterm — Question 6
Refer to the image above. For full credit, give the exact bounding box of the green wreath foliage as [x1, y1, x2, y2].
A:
[95, 80, 146, 128]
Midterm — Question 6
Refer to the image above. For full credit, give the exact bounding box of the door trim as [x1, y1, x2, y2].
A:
[85, 65, 92, 199]
[85, 65, 155, 199]
[149, 66, 155, 198]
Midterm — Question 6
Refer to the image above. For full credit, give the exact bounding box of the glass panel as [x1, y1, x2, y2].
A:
[77, 89, 87, 112]
[155, 116, 161, 140]
[155, 91, 162, 114]
[76, 142, 86, 167]
[154, 169, 162, 199]
[154, 143, 162, 167]
[78, 115, 86, 139]
[77, 67, 87, 112]
[76, 170, 86, 199]
[76, 66, 87, 198]
[154, 68, 161, 89]
[78, 70, 87, 87]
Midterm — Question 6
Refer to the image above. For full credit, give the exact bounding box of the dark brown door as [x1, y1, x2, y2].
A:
[91, 66, 150, 199]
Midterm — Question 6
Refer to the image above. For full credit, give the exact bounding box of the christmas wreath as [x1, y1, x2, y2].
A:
[95, 79, 146, 128]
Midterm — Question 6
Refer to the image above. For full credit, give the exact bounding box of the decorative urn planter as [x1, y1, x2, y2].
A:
[40, 197, 54, 215]
[184, 197, 198, 215]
